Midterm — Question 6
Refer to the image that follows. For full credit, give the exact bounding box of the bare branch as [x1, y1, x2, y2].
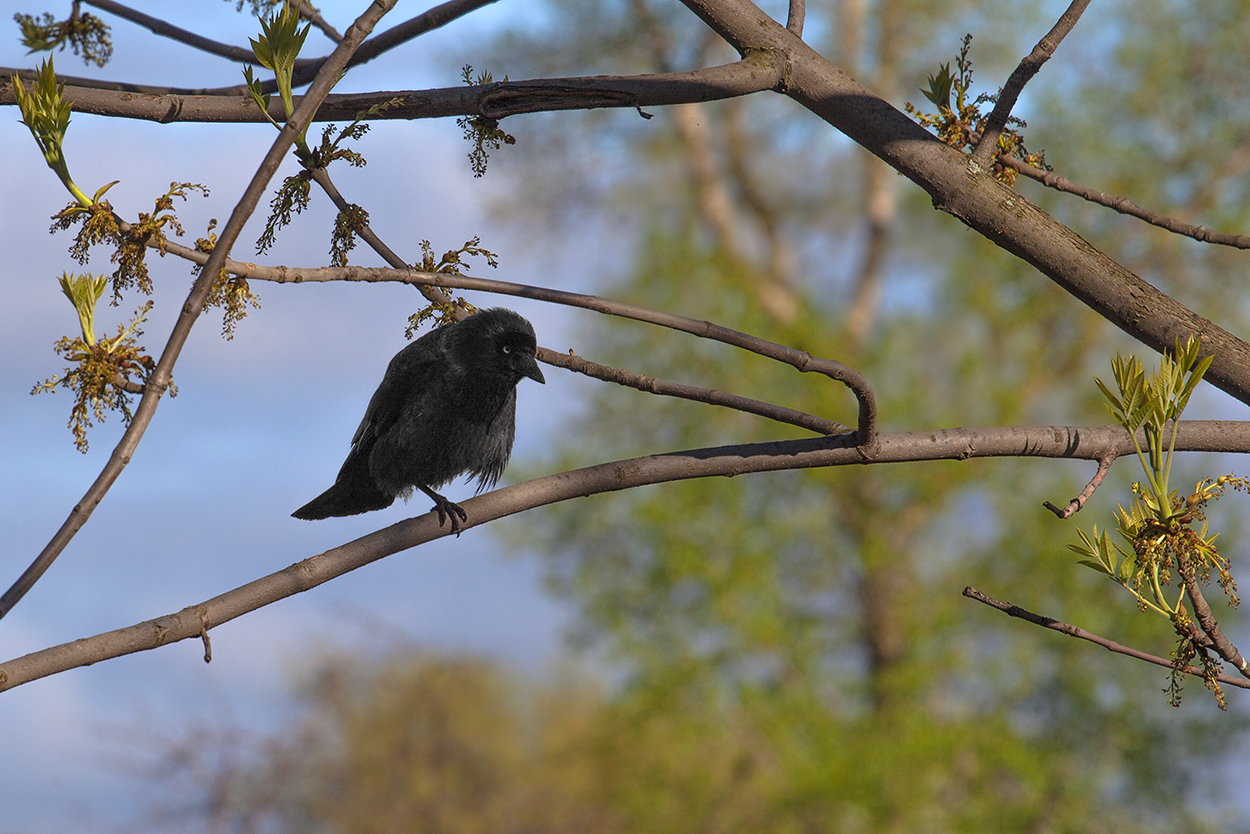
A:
[0, 0, 400, 623]
[970, 0, 1092, 167]
[962, 586, 1250, 691]
[786, 0, 805, 36]
[294, 1, 343, 43]
[1044, 453, 1116, 519]
[1181, 573, 1250, 679]
[82, 0, 286, 67]
[1000, 154, 1250, 250]
[0, 56, 786, 124]
[324, 0, 500, 76]
[4, 421, 1250, 691]
[110, 374, 145, 395]
[677, 0, 1250, 407]
[540, 348, 848, 436]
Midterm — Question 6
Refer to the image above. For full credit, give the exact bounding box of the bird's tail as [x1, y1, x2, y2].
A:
[292, 450, 394, 520]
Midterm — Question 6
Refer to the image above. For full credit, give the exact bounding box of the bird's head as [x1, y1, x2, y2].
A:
[463, 308, 546, 385]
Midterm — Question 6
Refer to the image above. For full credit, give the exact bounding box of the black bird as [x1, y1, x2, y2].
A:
[292, 308, 545, 533]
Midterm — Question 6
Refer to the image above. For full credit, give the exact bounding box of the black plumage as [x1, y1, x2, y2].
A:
[292, 308, 545, 533]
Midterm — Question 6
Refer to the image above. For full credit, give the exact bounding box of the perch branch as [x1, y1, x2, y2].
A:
[3, 421, 1250, 691]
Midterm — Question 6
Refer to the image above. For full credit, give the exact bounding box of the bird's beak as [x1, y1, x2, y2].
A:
[523, 356, 546, 384]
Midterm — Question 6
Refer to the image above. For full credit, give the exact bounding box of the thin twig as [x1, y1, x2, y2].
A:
[962, 586, 1250, 691]
[1044, 453, 1116, 519]
[3, 421, 1250, 691]
[312, 150, 851, 439]
[1000, 154, 1250, 250]
[971, 0, 1092, 167]
[541, 349, 847, 436]
[0, 0, 400, 623]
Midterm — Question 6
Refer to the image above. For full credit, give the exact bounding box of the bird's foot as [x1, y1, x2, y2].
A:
[420, 486, 468, 536]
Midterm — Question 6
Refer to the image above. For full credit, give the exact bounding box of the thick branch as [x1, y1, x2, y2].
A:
[0, 0, 399, 622]
[970, 0, 1092, 167]
[677, 0, 1250, 407]
[3, 420, 1250, 691]
[0, 57, 785, 124]
[962, 586, 1250, 691]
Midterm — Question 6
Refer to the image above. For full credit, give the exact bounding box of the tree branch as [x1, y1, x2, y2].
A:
[3, 420, 1249, 691]
[82, 0, 286, 67]
[677, 0, 1250, 407]
[970, 0, 1092, 167]
[1000, 154, 1250, 250]
[0, 0, 400, 623]
[962, 585, 1250, 691]
[786, 0, 806, 36]
[0, 56, 786, 124]
[1181, 572, 1250, 679]
[1043, 453, 1115, 519]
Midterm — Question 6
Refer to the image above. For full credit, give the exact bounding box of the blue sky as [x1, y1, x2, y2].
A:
[0, 3, 604, 829]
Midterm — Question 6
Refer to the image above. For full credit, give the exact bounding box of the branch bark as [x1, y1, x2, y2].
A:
[4, 420, 1249, 692]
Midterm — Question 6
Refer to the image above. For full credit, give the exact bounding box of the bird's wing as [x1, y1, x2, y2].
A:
[349, 336, 446, 451]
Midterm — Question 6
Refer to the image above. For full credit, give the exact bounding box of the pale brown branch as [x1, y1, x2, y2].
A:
[0, 57, 786, 124]
[1000, 154, 1250, 250]
[0, 0, 399, 623]
[962, 586, 1250, 691]
[971, 0, 1092, 167]
[4, 421, 1250, 692]
[1043, 453, 1115, 519]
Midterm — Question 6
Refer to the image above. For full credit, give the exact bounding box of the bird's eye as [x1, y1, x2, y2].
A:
[501, 344, 512, 354]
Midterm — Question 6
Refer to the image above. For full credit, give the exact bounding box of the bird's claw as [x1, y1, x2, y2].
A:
[432, 498, 469, 536]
